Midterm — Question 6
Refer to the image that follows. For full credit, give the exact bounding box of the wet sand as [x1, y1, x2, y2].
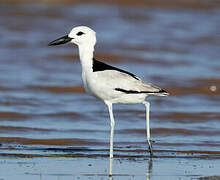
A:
[0, 1, 220, 179]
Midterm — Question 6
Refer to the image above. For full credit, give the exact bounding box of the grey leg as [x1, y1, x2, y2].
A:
[143, 101, 153, 156]
[105, 101, 115, 176]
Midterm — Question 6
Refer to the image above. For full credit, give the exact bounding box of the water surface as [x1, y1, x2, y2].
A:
[0, 2, 220, 179]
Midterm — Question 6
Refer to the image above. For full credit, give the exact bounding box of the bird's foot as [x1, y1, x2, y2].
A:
[147, 139, 154, 157]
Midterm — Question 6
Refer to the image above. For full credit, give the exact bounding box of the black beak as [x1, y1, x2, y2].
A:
[48, 35, 73, 46]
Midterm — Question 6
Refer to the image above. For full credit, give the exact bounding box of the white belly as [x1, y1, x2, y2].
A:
[81, 71, 147, 104]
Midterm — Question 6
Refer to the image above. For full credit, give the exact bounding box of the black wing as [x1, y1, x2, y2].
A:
[115, 88, 168, 94]
[92, 58, 139, 80]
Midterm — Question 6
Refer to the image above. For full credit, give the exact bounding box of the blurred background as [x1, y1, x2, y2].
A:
[0, 0, 220, 158]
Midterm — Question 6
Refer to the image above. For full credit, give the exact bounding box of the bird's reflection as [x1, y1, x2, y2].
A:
[109, 156, 113, 180]
[108, 157, 153, 180]
[109, 175, 113, 180]
[146, 158, 153, 180]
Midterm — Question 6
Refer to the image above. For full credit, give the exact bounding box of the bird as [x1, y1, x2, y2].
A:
[48, 26, 169, 175]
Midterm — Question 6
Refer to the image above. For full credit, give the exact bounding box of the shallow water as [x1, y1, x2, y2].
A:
[1, 156, 220, 180]
[0, 2, 220, 179]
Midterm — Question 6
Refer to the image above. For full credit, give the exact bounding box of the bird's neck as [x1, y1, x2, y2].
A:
[78, 44, 94, 71]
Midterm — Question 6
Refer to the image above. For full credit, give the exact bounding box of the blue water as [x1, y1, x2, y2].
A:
[0, 2, 220, 179]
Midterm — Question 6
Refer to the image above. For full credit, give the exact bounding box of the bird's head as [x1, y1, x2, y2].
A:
[48, 26, 96, 47]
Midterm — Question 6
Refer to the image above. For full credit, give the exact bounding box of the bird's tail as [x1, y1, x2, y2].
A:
[152, 89, 169, 96]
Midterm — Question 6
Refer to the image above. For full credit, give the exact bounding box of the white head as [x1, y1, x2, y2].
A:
[69, 26, 96, 46]
[48, 26, 96, 47]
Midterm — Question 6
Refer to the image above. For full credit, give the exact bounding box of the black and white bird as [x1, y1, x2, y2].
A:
[49, 26, 169, 174]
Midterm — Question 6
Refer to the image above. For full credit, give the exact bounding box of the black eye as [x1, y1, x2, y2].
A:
[76, 31, 85, 36]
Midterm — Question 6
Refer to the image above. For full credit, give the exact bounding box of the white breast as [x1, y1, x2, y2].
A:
[81, 70, 148, 104]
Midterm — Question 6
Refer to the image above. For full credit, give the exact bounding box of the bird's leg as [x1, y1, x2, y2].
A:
[143, 101, 153, 156]
[105, 101, 115, 176]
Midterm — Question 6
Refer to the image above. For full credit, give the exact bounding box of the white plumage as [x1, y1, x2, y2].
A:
[49, 26, 169, 176]
[86, 69, 165, 104]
